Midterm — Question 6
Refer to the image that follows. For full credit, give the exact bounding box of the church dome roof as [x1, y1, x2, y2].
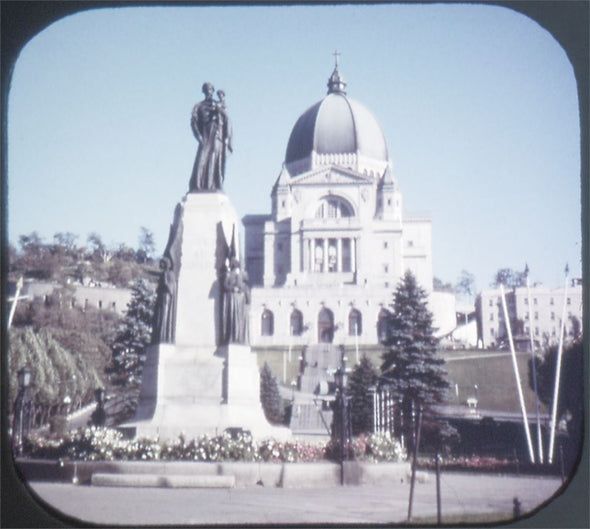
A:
[285, 64, 388, 174]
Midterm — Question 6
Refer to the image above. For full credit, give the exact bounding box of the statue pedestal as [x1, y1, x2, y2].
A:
[130, 343, 288, 440]
[126, 192, 290, 441]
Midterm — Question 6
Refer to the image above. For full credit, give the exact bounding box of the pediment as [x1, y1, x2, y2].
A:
[290, 166, 373, 186]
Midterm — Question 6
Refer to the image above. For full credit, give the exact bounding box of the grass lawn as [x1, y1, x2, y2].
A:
[442, 350, 548, 414]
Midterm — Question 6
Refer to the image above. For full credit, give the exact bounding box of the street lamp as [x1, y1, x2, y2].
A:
[333, 362, 349, 486]
[90, 387, 106, 427]
[13, 366, 33, 456]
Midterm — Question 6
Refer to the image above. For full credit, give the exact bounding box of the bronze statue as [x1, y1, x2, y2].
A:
[152, 202, 184, 344]
[221, 258, 250, 344]
[152, 256, 177, 343]
[189, 82, 233, 192]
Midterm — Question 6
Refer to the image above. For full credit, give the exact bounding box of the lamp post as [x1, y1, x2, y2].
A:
[12, 366, 33, 456]
[90, 387, 106, 427]
[333, 359, 349, 486]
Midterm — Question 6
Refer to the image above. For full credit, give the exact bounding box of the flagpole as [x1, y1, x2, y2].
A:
[548, 264, 570, 463]
[526, 265, 544, 464]
[500, 284, 535, 463]
[8, 277, 24, 329]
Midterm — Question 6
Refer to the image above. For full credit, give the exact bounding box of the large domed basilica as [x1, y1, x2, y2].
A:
[243, 60, 455, 353]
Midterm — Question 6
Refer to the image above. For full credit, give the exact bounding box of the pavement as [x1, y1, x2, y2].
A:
[23, 472, 568, 526]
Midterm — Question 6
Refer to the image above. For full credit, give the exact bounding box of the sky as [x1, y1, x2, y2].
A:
[7, 3, 582, 291]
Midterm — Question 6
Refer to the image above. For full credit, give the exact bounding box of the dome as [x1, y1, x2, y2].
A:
[285, 68, 388, 173]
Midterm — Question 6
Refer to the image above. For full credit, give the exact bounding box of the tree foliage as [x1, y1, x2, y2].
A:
[380, 270, 449, 414]
[529, 339, 583, 465]
[491, 267, 527, 289]
[8, 326, 106, 420]
[9, 229, 159, 287]
[109, 278, 156, 386]
[455, 269, 476, 299]
[432, 276, 454, 293]
[260, 362, 284, 424]
[347, 355, 378, 435]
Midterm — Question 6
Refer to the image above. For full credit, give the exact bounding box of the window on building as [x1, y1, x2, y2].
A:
[552, 327, 556, 336]
[349, 309, 362, 336]
[327, 239, 337, 272]
[111, 301, 116, 310]
[525, 312, 529, 320]
[525, 298, 529, 305]
[383, 264, 389, 274]
[98, 300, 103, 309]
[550, 297, 554, 305]
[315, 197, 353, 219]
[383, 241, 388, 249]
[534, 312, 539, 320]
[71, 299, 76, 308]
[342, 239, 351, 272]
[533, 298, 538, 305]
[314, 240, 324, 272]
[535, 327, 539, 336]
[290, 309, 303, 336]
[567, 297, 571, 305]
[377, 309, 389, 343]
[261, 309, 274, 336]
[489, 299, 493, 307]
[490, 328, 495, 336]
[551, 312, 555, 320]
[490, 313, 494, 321]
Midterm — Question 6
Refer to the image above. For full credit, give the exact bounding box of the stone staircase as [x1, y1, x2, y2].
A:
[289, 344, 343, 437]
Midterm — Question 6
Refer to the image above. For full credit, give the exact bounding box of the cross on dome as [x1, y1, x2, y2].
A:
[333, 49, 341, 68]
[327, 50, 347, 95]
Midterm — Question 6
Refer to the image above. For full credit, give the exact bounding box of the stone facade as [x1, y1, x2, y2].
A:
[476, 280, 583, 349]
[243, 66, 455, 349]
[20, 280, 132, 315]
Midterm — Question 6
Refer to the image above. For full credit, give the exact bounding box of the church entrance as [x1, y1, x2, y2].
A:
[318, 307, 334, 343]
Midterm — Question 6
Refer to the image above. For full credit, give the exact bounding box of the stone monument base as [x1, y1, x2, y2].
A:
[125, 343, 290, 441]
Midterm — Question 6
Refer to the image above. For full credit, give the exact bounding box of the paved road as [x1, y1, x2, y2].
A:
[26, 472, 565, 526]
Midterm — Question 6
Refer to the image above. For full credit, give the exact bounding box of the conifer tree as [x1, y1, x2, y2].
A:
[380, 270, 449, 441]
[260, 362, 284, 424]
[347, 355, 378, 435]
[110, 278, 155, 386]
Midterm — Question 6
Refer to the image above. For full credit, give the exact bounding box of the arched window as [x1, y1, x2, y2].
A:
[318, 307, 334, 343]
[261, 309, 274, 336]
[290, 309, 303, 336]
[377, 308, 389, 343]
[349, 309, 362, 336]
[315, 197, 354, 219]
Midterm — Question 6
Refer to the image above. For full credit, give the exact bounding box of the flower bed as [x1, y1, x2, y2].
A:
[23, 427, 405, 464]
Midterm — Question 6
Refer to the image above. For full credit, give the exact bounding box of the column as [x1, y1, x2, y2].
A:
[322, 239, 327, 273]
[337, 238, 343, 272]
[352, 237, 358, 274]
[311, 239, 316, 272]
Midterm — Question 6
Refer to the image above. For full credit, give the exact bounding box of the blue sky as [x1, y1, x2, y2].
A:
[7, 4, 581, 290]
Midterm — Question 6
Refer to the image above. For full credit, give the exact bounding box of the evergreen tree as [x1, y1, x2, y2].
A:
[380, 271, 449, 443]
[529, 339, 583, 471]
[260, 362, 284, 424]
[347, 355, 378, 435]
[110, 278, 156, 386]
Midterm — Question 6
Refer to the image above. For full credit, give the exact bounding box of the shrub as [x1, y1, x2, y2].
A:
[23, 427, 405, 463]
